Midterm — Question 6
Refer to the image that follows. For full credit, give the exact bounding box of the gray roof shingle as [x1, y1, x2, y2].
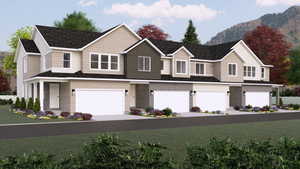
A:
[20, 39, 40, 53]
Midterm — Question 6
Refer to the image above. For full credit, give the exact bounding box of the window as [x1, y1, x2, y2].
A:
[244, 66, 256, 77]
[110, 55, 118, 70]
[261, 68, 265, 78]
[90, 53, 119, 71]
[101, 55, 109, 69]
[228, 63, 236, 76]
[90, 54, 99, 69]
[63, 53, 71, 68]
[176, 60, 187, 74]
[196, 63, 204, 75]
[138, 56, 151, 72]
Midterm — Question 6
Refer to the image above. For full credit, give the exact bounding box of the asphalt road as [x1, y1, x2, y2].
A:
[0, 112, 300, 140]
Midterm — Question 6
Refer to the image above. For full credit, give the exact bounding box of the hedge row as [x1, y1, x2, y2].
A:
[1, 136, 300, 169]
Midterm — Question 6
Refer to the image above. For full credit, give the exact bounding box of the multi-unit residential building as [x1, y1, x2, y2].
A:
[15, 24, 278, 115]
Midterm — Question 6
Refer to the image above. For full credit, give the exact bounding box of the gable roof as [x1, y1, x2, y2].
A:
[20, 39, 40, 53]
[149, 39, 239, 61]
[123, 38, 165, 56]
[35, 25, 118, 49]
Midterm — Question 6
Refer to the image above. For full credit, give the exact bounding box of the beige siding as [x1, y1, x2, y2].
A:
[60, 82, 71, 112]
[161, 59, 171, 75]
[219, 51, 243, 82]
[82, 26, 140, 74]
[213, 62, 221, 80]
[190, 61, 214, 76]
[263, 67, 270, 81]
[24, 55, 40, 79]
[172, 49, 191, 78]
[69, 80, 131, 112]
[47, 50, 82, 73]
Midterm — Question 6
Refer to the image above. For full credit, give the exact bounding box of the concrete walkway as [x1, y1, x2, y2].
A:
[0, 112, 300, 140]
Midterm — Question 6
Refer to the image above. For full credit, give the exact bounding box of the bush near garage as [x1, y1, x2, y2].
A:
[0, 99, 13, 105]
[190, 106, 201, 112]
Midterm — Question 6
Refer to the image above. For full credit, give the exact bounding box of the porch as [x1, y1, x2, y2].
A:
[24, 79, 69, 112]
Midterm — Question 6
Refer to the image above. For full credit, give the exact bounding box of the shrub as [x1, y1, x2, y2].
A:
[184, 137, 300, 169]
[33, 98, 40, 112]
[82, 113, 93, 120]
[245, 104, 252, 109]
[20, 97, 27, 110]
[233, 105, 240, 111]
[151, 109, 164, 116]
[60, 112, 70, 118]
[130, 107, 142, 115]
[72, 112, 83, 119]
[261, 105, 270, 111]
[35, 111, 46, 117]
[15, 97, 20, 109]
[45, 111, 54, 115]
[292, 104, 300, 110]
[190, 106, 201, 112]
[145, 107, 154, 113]
[162, 108, 172, 116]
[27, 98, 34, 110]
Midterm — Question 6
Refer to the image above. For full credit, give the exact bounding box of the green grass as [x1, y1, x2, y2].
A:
[0, 105, 71, 124]
[1, 119, 300, 162]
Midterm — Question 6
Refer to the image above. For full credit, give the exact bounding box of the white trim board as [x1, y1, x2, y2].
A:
[123, 38, 165, 56]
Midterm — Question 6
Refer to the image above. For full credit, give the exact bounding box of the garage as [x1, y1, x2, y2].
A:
[153, 91, 190, 112]
[245, 92, 270, 107]
[75, 89, 125, 115]
[196, 92, 227, 111]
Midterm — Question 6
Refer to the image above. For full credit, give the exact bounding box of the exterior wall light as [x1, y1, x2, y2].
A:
[243, 91, 246, 95]
[125, 90, 128, 95]
[150, 90, 154, 95]
[227, 91, 230, 95]
[190, 90, 196, 96]
[72, 89, 75, 96]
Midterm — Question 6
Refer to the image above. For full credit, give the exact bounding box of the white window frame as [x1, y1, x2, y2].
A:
[89, 53, 120, 71]
[228, 63, 237, 76]
[195, 63, 205, 75]
[261, 67, 265, 79]
[176, 60, 188, 75]
[63, 52, 72, 69]
[243, 66, 256, 78]
[137, 56, 151, 72]
[23, 55, 28, 73]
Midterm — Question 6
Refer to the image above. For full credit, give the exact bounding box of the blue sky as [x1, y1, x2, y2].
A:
[0, 0, 299, 51]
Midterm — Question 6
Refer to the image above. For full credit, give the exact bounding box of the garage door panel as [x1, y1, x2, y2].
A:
[196, 92, 227, 111]
[76, 89, 125, 115]
[154, 91, 189, 112]
[245, 92, 269, 107]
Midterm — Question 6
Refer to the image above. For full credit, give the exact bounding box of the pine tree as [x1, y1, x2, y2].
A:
[182, 20, 200, 44]
[33, 98, 41, 112]
[27, 98, 34, 110]
[15, 97, 20, 109]
[20, 97, 27, 110]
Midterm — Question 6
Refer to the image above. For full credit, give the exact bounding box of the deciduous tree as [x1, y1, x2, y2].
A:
[137, 24, 169, 40]
[0, 70, 10, 92]
[244, 25, 290, 84]
[182, 20, 200, 44]
[287, 49, 300, 84]
[54, 11, 99, 32]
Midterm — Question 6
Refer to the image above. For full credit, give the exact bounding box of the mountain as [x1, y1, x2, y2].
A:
[206, 6, 300, 48]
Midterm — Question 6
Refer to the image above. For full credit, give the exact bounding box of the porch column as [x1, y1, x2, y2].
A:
[33, 82, 38, 100]
[276, 87, 280, 106]
[39, 80, 44, 111]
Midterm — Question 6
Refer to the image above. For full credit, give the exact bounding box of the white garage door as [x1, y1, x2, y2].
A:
[196, 92, 227, 111]
[245, 92, 270, 107]
[154, 91, 190, 112]
[76, 89, 125, 115]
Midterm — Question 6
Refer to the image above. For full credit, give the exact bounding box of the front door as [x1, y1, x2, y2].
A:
[49, 83, 60, 109]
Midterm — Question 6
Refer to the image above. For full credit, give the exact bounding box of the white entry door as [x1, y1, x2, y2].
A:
[245, 92, 270, 107]
[196, 92, 227, 111]
[76, 89, 125, 115]
[153, 91, 190, 112]
[49, 83, 60, 109]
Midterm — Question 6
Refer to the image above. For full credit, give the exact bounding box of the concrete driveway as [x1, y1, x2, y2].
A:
[92, 114, 154, 121]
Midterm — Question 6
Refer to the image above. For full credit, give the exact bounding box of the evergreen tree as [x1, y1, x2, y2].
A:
[33, 98, 41, 112]
[182, 20, 200, 44]
[27, 98, 34, 110]
[15, 97, 20, 109]
[20, 97, 26, 110]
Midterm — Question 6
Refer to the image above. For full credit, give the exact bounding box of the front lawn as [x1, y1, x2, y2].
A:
[1, 119, 300, 162]
[0, 105, 71, 124]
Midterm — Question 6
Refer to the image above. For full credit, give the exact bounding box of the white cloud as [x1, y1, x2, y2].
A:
[256, 0, 300, 6]
[103, 0, 219, 21]
[128, 20, 140, 28]
[78, 0, 97, 7]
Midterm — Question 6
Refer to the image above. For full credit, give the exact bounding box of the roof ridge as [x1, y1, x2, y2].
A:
[35, 25, 103, 34]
